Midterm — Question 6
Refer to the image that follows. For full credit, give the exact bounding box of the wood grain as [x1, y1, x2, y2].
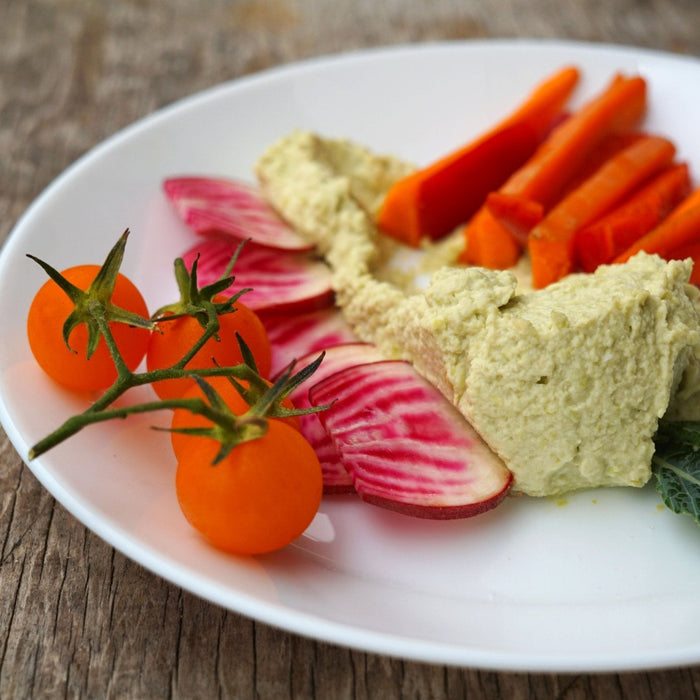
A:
[3, 0, 700, 696]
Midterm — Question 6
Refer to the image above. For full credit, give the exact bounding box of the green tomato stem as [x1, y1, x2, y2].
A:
[27, 232, 327, 463]
[28, 390, 268, 460]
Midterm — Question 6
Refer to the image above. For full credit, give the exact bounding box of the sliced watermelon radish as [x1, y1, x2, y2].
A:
[163, 176, 313, 251]
[290, 343, 386, 494]
[309, 360, 513, 518]
[263, 308, 360, 378]
[181, 235, 334, 315]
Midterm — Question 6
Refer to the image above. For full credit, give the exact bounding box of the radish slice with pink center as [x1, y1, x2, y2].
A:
[309, 360, 513, 518]
[263, 308, 360, 378]
[181, 236, 334, 314]
[291, 343, 386, 494]
[163, 176, 313, 251]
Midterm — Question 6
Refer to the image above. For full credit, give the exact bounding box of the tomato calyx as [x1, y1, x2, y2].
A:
[152, 239, 249, 328]
[150, 241, 267, 372]
[169, 351, 327, 463]
[27, 229, 155, 359]
[169, 376, 268, 463]
[221, 341, 326, 424]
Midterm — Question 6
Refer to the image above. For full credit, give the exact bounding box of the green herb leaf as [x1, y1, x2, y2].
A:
[652, 420, 700, 526]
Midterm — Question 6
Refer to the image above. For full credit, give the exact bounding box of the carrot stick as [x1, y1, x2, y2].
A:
[529, 134, 676, 288]
[460, 73, 647, 269]
[377, 122, 544, 247]
[556, 131, 645, 198]
[574, 163, 691, 272]
[484, 133, 644, 246]
[614, 185, 700, 263]
[504, 74, 648, 207]
[377, 66, 580, 246]
[459, 207, 523, 269]
[484, 192, 544, 246]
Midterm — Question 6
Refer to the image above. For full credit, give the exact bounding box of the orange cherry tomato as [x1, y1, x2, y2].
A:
[169, 375, 300, 461]
[175, 419, 322, 554]
[147, 297, 271, 400]
[27, 265, 150, 392]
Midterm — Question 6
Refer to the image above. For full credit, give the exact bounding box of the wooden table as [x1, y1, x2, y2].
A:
[3, 0, 700, 696]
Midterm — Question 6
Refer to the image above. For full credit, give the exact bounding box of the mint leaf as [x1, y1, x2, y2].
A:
[652, 421, 700, 526]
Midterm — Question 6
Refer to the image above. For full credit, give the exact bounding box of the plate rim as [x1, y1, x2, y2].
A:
[3, 37, 700, 673]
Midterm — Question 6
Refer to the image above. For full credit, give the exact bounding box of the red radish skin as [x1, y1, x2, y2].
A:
[163, 176, 313, 251]
[290, 343, 387, 494]
[309, 360, 513, 518]
[181, 235, 334, 314]
[263, 308, 360, 378]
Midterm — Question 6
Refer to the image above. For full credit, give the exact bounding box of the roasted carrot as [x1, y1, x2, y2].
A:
[377, 65, 580, 246]
[574, 163, 691, 272]
[377, 122, 545, 247]
[614, 185, 700, 263]
[504, 74, 648, 208]
[484, 192, 544, 246]
[484, 133, 644, 246]
[556, 131, 644, 198]
[460, 73, 647, 269]
[528, 134, 676, 288]
[459, 207, 523, 269]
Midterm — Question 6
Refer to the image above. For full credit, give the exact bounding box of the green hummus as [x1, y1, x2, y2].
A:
[256, 130, 700, 497]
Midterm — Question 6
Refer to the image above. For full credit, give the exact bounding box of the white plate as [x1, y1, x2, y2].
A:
[2, 39, 700, 673]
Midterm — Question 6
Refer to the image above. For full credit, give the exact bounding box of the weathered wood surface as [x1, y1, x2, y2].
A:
[3, 0, 700, 697]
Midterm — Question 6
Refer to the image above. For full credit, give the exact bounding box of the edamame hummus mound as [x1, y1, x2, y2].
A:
[256, 130, 700, 497]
